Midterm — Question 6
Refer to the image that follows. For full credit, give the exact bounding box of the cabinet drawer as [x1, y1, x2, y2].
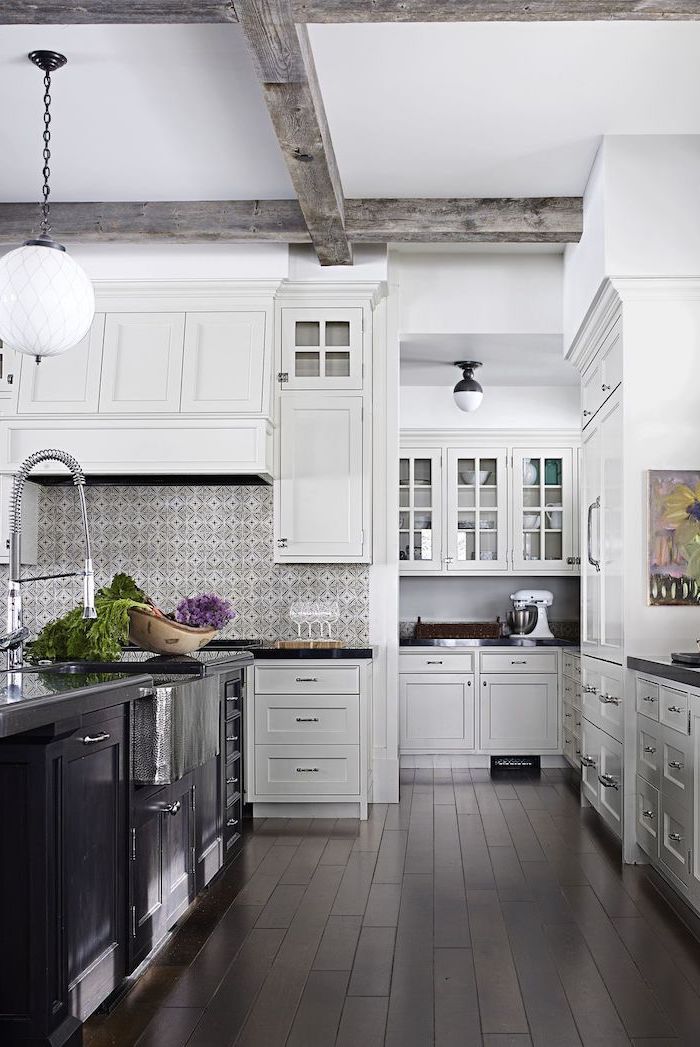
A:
[225, 756, 242, 805]
[661, 730, 691, 808]
[255, 665, 359, 695]
[563, 730, 575, 765]
[399, 651, 474, 673]
[563, 652, 581, 681]
[659, 684, 688, 735]
[480, 651, 558, 674]
[597, 729, 623, 838]
[255, 745, 359, 795]
[224, 796, 243, 856]
[562, 701, 577, 736]
[660, 794, 690, 889]
[562, 675, 581, 708]
[224, 721, 242, 761]
[637, 719, 660, 789]
[636, 776, 659, 860]
[255, 693, 359, 746]
[636, 677, 660, 721]
[582, 659, 624, 742]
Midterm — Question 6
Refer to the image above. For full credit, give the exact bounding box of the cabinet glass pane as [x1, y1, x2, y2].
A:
[399, 511, 410, 530]
[458, 511, 476, 531]
[325, 320, 350, 347]
[545, 532, 563, 561]
[523, 511, 541, 532]
[523, 531, 541, 561]
[295, 351, 320, 377]
[457, 459, 476, 485]
[415, 487, 432, 508]
[295, 321, 320, 346]
[414, 530, 432, 560]
[523, 457, 541, 486]
[414, 459, 432, 486]
[399, 531, 410, 560]
[523, 488, 540, 509]
[544, 458, 562, 486]
[457, 530, 476, 561]
[325, 351, 351, 378]
[545, 509, 562, 530]
[399, 459, 410, 486]
[480, 530, 498, 561]
[399, 488, 410, 508]
[458, 488, 476, 509]
[480, 458, 497, 485]
[480, 488, 498, 508]
[414, 511, 432, 531]
[479, 510, 498, 531]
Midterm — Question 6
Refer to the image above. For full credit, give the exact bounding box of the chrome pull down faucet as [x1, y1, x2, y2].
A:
[7, 449, 96, 669]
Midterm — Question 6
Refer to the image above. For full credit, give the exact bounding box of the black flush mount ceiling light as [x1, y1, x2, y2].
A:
[0, 50, 95, 359]
[453, 361, 484, 413]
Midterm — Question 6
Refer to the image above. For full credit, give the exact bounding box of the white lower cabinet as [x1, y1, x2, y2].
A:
[636, 774, 659, 859]
[480, 673, 558, 752]
[400, 674, 475, 752]
[580, 717, 622, 838]
[248, 660, 371, 818]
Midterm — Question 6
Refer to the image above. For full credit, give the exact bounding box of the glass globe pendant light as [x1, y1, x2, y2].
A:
[0, 50, 94, 360]
[453, 360, 484, 413]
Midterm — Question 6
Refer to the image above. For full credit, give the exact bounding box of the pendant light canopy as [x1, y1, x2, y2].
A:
[453, 360, 484, 413]
[0, 50, 94, 359]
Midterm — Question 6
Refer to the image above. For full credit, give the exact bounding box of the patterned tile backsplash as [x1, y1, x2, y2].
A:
[13, 484, 370, 646]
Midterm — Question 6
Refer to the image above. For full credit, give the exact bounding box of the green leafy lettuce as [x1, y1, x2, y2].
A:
[27, 573, 150, 663]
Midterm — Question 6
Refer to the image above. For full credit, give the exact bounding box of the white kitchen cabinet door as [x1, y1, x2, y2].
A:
[581, 719, 601, 809]
[0, 473, 38, 565]
[99, 313, 185, 413]
[0, 343, 20, 400]
[400, 674, 475, 752]
[597, 730, 623, 837]
[479, 673, 558, 751]
[17, 315, 105, 415]
[180, 311, 267, 413]
[275, 393, 367, 562]
[445, 449, 508, 572]
[399, 448, 443, 572]
[280, 307, 363, 390]
[581, 316, 621, 428]
[511, 449, 574, 572]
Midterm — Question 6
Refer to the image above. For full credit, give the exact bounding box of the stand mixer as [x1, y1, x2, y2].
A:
[509, 589, 554, 639]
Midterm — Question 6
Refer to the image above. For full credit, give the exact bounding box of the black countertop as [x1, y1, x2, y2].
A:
[250, 647, 373, 659]
[628, 655, 700, 689]
[400, 638, 577, 648]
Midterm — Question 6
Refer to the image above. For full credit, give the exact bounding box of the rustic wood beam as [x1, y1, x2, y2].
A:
[0, 200, 311, 244]
[235, 0, 352, 266]
[0, 197, 583, 244]
[0, 2, 239, 23]
[291, 1, 700, 21]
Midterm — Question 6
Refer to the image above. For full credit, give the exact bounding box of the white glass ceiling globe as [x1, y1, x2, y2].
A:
[0, 242, 95, 357]
[453, 387, 484, 413]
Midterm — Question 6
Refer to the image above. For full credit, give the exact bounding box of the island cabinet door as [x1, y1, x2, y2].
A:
[194, 754, 222, 892]
[480, 674, 558, 751]
[130, 783, 169, 970]
[164, 774, 196, 928]
[62, 708, 128, 1022]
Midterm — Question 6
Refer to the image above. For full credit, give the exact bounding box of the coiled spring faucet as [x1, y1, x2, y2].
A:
[7, 449, 96, 669]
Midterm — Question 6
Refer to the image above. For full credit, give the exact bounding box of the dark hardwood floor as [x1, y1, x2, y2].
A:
[84, 768, 700, 1047]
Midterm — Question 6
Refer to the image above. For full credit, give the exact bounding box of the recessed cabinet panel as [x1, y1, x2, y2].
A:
[181, 311, 267, 413]
[100, 313, 185, 413]
[276, 394, 365, 560]
[399, 673, 475, 752]
[479, 673, 558, 751]
[17, 314, 105, 414]
[281, 307, 363, 389]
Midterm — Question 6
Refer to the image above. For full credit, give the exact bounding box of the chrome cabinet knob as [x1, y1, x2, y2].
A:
[643, 745, 656, 754]
[668, 831, 683, 843]
[668, 760, 684, 770]
[162, 800, 181, 816]
[668, 705, 683, 714]
[598, 773, 619, 789]
[641, 809, 655, 819]
[81, 731, 110, 744]
[580, 755, 596, 767]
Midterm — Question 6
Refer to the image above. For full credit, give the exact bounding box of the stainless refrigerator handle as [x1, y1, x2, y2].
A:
[587, 496, 601, 573]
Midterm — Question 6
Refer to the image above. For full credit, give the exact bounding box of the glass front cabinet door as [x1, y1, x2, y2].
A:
[280, 307, 363, 390]
[399, 449, 442, 572]
[512, 449, 575, 572]
[445, 449, 509, 572]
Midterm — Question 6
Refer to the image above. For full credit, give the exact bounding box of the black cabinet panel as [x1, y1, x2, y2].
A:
[131, 783, 169, 970]
[194, 754, 222, 892]
[165, 774, 195, 928]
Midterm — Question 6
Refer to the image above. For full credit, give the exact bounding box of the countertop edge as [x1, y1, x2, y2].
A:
[251, 647, 374, 660]
[627, 656, 700, 689]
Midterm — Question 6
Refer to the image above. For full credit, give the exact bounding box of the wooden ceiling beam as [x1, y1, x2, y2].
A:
[0, 2, 239, 23]
[291, 1, 700, 21]
[0, 197, 583, 244]
[235, 0, 352, 265]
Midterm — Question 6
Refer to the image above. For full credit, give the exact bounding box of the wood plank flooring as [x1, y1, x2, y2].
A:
[84, 768, 700, 1047]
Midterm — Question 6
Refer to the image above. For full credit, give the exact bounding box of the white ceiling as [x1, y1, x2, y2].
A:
[401, 333, 578, 386]
[310, 21, 700, 197]
[0, 25, 294, 201]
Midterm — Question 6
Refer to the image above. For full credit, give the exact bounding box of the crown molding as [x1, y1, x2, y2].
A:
[566, 278, 620, 376]
[92, 278, 284, 302]
[275, 279, 387, 307]
[400, 427, 580, 447]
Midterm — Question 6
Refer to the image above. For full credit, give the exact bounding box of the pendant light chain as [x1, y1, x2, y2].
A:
[40, 69, 52, 236]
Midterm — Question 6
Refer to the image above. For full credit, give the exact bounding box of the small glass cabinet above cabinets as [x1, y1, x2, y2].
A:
[511, 449, 575, 572]
[445, 449, 509, 572]
[280, 307, 363, 389]
[399, 449, 442, 572]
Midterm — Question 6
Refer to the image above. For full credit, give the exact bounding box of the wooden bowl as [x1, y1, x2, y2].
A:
[128, 607, 218, 655]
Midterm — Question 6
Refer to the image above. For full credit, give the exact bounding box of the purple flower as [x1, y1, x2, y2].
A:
[175, 593, 235, 630]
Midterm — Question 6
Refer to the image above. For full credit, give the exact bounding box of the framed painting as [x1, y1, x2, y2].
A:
[649, 469, 700, 605]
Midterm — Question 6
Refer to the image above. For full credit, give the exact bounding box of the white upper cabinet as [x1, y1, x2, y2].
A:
[180, 311, 267, 414]
[581, 317, 622, 428]
[445, 448, 509, 572]
[512, 449, 575, 573]
[99, 313, 185, 413]
[280, 307, 363, 390]
[17, 315, 106, 415]
[399, 449, 443, 572]
[0, 344, 20, 400]
[275, 393, 367, 562]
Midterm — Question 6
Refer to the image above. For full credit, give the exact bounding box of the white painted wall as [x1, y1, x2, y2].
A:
[400, 385, 580, 429]
[563, 144, 606, 351]
[400, 575, 580, 624]
[395, 249, 563, 336]
[288, 244, 388, 281]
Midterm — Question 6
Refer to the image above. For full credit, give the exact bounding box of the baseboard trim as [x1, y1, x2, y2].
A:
[252, 802, 364, 819]
[399, 754, 567, 769]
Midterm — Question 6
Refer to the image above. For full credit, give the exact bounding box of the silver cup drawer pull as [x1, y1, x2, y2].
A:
[511, 659, 527, 665]
[81, 731, 110, 744]
[296, 677, 318, 683]
[668, 831, 684, 843]
[668, 760, 684, 770]
[643, 745, 656, 754]
[599, 693, 621, 705]
[296, 767, 319, 773]
[227, 818, 239, 828]
[598, 773, 619, 790]
[162, 801, 181, 816]
[295, 716, 320, 722]
[226, 735, 239, 743]
[426, 660, 443, 665]
[584, 685, 598, 694]
[667, 705, 683, 714]
[580, 755, 596, 767]
[226, 777, 239, 786]
[641, 809, 655, 820]
[642, 695, 657, 703]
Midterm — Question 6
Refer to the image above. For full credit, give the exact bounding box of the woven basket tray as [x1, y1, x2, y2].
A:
[413, 619, 501, 640]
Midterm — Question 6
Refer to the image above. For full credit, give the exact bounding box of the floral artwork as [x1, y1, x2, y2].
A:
[649, 470, 700, 605]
